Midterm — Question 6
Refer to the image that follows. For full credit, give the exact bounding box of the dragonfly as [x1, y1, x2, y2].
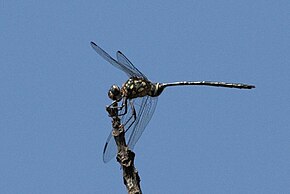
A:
[90, 41, 255, 163]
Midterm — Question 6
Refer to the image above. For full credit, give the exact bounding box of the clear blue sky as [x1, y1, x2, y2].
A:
[1, 1, 289, 193]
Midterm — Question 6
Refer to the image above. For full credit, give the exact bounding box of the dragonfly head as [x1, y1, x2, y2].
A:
[108, 84, 122, 101]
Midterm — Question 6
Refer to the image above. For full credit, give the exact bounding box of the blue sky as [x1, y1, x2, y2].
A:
[1, 1, 289, 193]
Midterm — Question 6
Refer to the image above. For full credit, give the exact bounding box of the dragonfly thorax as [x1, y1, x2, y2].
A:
[121, 77, 157, 99]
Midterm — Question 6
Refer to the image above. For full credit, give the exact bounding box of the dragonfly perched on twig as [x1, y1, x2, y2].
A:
[90, 42, 255, 163]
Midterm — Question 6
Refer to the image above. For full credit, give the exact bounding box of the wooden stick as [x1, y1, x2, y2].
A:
[106, 102, 142, 194]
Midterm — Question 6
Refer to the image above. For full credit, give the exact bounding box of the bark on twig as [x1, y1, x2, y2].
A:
[106, 102, 142, 194]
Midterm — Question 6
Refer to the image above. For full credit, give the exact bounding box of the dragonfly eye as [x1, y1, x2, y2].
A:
[108, 85, 121, 101]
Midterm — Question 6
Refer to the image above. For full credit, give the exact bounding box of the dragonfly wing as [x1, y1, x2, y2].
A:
[102, 96, 158, 163]
[102, 97, 146, 163]
[95, 42, 157, 162]
[102, 132, 117, 163]
[102, 98, 144, 163]
[90, 42, 136, 78]
[116, 51, 148, 80]
[127, 96, 158, 150]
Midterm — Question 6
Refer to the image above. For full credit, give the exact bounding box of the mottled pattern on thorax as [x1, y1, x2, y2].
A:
[121, 77, 152, 99]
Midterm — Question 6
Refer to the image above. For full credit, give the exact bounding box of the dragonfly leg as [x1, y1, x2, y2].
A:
[108, 100, 118, 109]
[107, 100, 125, 119]
[124, 100, 137, 133]
[107, 98, 126, 110]
[118, 97, 129, 116]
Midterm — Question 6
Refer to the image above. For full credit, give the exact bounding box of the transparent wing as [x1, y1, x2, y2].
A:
[90, 42, 137, 78]
[127, 96, 158, 149]
[102, 96, 158, 163]
[116, 51, 147, 79]
[93, 42, 157, 162]
[102, 99, 137, 163]
[102, 132, 117, 163]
